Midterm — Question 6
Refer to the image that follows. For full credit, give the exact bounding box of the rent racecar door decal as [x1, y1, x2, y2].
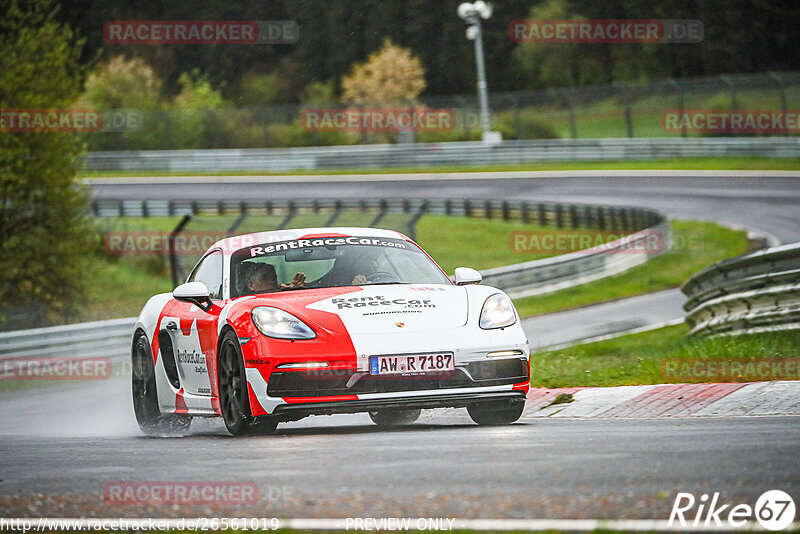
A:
[168, 301, 220, 396]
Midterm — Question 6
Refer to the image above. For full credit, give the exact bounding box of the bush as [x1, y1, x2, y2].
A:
[494, 109, 560, 140]
[0, 0, 93, 328]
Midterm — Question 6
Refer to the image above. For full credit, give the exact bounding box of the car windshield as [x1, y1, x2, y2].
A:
[230, 235, 451, 297]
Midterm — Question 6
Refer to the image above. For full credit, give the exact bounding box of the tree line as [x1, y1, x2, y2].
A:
[54, 0, 800, 101]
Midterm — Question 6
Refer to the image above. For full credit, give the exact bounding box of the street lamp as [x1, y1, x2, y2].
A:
[458, 1, 501, 144]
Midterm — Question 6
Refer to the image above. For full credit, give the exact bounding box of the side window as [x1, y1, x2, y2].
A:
[189, 251, 224, 300]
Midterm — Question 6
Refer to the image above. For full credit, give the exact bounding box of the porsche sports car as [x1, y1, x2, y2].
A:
[132, 227, 530, 436]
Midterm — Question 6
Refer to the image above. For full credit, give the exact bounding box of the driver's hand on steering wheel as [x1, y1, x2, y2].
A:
[352, 274, 368, 285]
[282, 272, 306, 288]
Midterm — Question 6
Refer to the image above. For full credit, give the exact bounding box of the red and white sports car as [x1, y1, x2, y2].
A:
[132, 227, 530, 436]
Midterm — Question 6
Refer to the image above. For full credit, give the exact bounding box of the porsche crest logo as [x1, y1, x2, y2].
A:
[395, 322, 405, 328]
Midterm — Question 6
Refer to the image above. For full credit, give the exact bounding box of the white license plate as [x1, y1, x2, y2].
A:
[369, 353, 455, 375]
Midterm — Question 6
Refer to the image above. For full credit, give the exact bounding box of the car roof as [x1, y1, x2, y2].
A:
[210, 226, 412, 255]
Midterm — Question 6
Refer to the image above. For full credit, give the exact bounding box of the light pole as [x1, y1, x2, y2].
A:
[458, 1, 500, 144]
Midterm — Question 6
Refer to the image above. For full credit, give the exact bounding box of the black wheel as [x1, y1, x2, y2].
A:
[467, 399, 526, 426]
[218, 331, 278, 436]
[132, 333, 192, 436]
[369, 409, 421, 426]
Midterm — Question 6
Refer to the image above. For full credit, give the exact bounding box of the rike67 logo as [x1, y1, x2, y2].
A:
[669, 490, 796, 531]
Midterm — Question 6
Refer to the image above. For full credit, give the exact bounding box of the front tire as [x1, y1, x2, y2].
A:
[132, 333, 192, 436]
[467, 399, 525, 426]
[369, 409, 421, 426]
[218, 331, 277, 436]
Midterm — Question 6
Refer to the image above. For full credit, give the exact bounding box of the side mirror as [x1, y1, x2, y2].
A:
[173, 281, 213, 312]
[454, 267, 482, 286]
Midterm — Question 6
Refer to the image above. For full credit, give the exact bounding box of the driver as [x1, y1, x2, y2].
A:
[350, 254, 379, 285]
[246, 263, 306, 293]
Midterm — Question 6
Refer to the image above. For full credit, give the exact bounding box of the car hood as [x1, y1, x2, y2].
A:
[302, 284, 469, 334]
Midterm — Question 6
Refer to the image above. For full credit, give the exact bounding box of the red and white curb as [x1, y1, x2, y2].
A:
[522, 381, 800, 419]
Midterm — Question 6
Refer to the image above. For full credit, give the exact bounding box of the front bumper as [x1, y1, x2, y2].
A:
[245, 357, 529, 419]
[267, 388, 526, 419]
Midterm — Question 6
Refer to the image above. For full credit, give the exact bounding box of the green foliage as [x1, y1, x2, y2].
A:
[235, 72, 282, 106]
[301, 80, 338, 105]
[0, 0, 92, 328]
[511, 0, 606, 89]
[169, 70, 228, 149]
[79, 55, 161, 110]
[535, 325, 800, 388]
[77, 55, 166, 150]
[494, 109, 560, 140]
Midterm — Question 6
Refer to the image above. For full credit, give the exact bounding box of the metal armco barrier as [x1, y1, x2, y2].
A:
[681, 242, 800, 336]
[83, 138, 800, 172]
[0, 317, 135, 362]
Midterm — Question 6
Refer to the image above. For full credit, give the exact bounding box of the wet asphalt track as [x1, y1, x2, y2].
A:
[0, 171, 798, 519]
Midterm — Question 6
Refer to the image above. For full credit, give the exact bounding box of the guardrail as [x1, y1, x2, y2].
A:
[0, 317, 135, 363]
[681, 242, 800, 336]
[91, 197, 670, 295]
[84, 137, 800, 172]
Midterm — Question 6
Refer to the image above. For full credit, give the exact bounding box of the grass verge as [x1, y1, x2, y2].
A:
[513, 220, 750, 317]
[532, 324, 800, 388]
[79, 157, 800, 178]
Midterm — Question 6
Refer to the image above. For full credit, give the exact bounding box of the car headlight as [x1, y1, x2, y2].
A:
[479, 293, 517, 330]
[251, 306, 316, 340]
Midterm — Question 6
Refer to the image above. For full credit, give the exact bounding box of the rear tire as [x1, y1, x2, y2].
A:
[132, 333, 192, 436]
[369, 409, 421, 426]
[218, 331, 278, 436]
[467, 399, 525, 426]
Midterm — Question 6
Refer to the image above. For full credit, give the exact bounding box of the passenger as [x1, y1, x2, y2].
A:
[246, 263, 305, 293]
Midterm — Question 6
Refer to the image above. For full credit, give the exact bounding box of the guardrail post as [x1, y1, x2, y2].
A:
[370, 200, 388, 227]
[406, 202, 427, 241]
[277, 202, 297, 230]
[325, 200, 344, 226]
[537, 203, 547, 226]
[569, 205, 578, 228]
[521, 202, 529, 224]
[555, 204, 564, 228]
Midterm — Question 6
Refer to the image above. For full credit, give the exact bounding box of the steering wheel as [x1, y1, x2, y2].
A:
[366, 271, 402, 283]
